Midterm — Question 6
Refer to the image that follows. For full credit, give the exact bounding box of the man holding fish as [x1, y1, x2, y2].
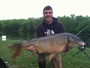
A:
[9, 5, 85, 68]
[27, 5, 64, 68]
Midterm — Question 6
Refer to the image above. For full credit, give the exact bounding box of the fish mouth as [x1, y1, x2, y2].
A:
[80, 42, 86, 47]
[82, 42, 86, 46]
[78, 43, 86, 50]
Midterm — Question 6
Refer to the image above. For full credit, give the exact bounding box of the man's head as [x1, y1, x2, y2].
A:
[43, 5, 53, 24]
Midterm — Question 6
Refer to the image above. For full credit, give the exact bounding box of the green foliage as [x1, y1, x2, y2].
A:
[58, 15, 76, 33]
[0, 15, 90, 42]
[0, 23, 2, 36]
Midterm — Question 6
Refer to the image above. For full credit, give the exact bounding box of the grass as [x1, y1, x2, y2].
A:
[0, 37, 90, 68]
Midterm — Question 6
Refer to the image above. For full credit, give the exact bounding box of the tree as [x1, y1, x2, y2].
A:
[0, 23, 2, 36]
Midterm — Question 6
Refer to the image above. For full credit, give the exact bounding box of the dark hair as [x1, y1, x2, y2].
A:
[43, 5, 53, 13]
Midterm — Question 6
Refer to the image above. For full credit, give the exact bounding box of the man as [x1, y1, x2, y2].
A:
[28, 5, 64, 68]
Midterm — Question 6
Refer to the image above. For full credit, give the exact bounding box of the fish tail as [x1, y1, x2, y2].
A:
[12, 47, 28, 59]
[8, 43, 28, 59]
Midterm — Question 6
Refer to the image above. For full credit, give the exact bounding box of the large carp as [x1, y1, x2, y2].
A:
[9, 33, 85, 61]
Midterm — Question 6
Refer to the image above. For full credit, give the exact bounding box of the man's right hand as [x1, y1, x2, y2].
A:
[27, 46, 34, 52]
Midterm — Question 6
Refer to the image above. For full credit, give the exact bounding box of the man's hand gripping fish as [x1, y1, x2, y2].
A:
[9, 33, 85, 61]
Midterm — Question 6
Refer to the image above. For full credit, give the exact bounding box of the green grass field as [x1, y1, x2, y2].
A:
[0, 37, 90, 68]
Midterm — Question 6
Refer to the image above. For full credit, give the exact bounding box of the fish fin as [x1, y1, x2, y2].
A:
[30, 45, 38, 57]
[30, 49, 37, 57]
[49, 54, 56, 61]
[12, 47, 28, 59]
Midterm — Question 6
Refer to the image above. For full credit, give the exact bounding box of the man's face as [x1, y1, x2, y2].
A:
[43, 9, 53, 24]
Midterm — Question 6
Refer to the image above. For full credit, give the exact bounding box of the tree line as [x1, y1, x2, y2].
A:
[0, 14, 90, 42]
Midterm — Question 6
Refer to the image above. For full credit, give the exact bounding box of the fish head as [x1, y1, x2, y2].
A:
[69, 34, 85, 47]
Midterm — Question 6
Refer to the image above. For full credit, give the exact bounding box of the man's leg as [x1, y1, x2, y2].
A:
[38, 53, 46, 68]
[51, 54, 62, 68]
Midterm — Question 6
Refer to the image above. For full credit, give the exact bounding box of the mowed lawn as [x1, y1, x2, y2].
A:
[0, 37, 90, 68]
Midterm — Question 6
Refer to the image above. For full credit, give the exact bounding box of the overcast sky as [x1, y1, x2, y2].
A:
[0, 0, 90, 20]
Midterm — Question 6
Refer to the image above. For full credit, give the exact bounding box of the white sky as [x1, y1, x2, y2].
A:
[0, 0, 90, 20]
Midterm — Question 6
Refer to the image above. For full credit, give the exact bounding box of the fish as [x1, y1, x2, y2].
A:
[9, 33, 85, 61]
